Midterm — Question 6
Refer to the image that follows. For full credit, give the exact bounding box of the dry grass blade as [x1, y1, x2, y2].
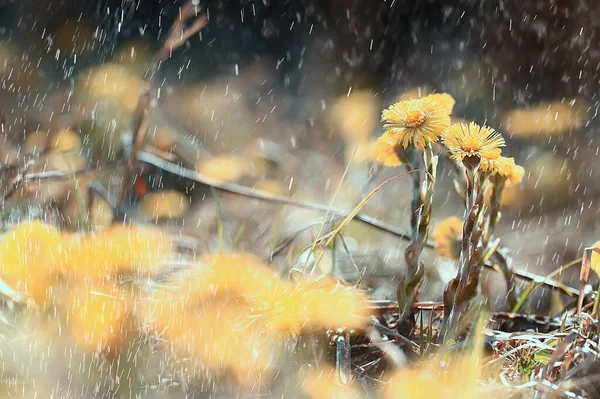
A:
[306, 148, 356, 271]
[512, 257, 582, 314]
[323, 172, 412, 247]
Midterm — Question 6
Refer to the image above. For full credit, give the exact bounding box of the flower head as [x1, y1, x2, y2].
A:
[252, 277, 373, 338]
[432, 217, 463, 260]
[0, 220, 63, 305]
[375, 133, 402, 167]
[427, 93, 455, 114]
[442, 122, 505, 164]
[68, 283, 132, 353]
[481, 156, 525, 187]
[381, 98, 451, 150]
[140, 189, 190, 220]
[329, 90, 379, 142]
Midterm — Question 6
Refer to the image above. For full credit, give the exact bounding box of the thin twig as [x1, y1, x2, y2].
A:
[138, 151, 413, 241]
[120, 0, 208, 204]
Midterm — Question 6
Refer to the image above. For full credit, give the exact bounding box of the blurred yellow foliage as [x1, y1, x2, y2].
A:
[503, 99, 588, 137]
[196, 154, 255, 182]
[384, 316, 493, 399]
[0, 221, 172, 304]
[300, 366, 362, 399]
[62, 224, 172, 278]
[0, 220, 63, 305]
[143, 252, 374, 383]
[68, 283, 132, 352]
[78, 63, 149, 111]
[329, 90, 379, 142]
[140, 190, 190, 220]
[25, 129, 81, 154]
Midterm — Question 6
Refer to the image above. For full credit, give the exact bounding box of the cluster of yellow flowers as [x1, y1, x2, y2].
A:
[0, 220, 171, 351]
[144, 252, 373, 385]
[375, 93, 524, 187]
[0, 222, 373, 387]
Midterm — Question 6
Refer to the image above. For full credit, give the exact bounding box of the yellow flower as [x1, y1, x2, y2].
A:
[427, 93, 455, 114]
[481, 156, 525, 187]
[442, 122, 505, 163]
[432, 217, 463, 260]
[384, 314, 495, 399]
[147, 297, 276, 387]
[68, 283, 132, 353]
[503, 99, 587, 138]
[62, 225, 172, 279]
[253, 277, 373, 338]
[381, 97, 451, 150]
[300, 366, 362, 399]
[375, 133, 402, 167]
[196, 154, 265, 182]
[0, 220, 63, 306]
[140, 190, 190, 220]
[329, 90, 379, 142]
[345, 139, 377, 165]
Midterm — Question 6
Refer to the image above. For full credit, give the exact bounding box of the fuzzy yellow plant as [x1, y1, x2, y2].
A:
[142, 252, 374, 385]
[427, 93, 455, 114]
[385, 316, 492, 399]
[375, 133, 402, 167]
[329, 90, 379, 142]
[78, 63, 149, 111]
[381, 97, 451, 151]
[68, 283, 132, 353]
[61, 224, 172, 279]
[432, 217, 463, 260]
[196, 154, 262, 182]
[0, 220, 172, 304]
[140, 189, 190, 220]
[146, 297, 274, 387]
[503, 99, 587, 137]
[299, 366, 363, 399]
[442, 122, 505, 164]
[253, 277, 373, 338]
[0, 220, 63, 306]
[481, 156, 525, 187]
[155, 253, 373, 337]
[24, 129, 81, 154]
[394, 87, 455, 114]
[173, 253, 282, 301]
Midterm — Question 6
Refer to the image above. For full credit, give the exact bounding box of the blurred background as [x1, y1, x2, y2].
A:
[1, 0, 599, 312]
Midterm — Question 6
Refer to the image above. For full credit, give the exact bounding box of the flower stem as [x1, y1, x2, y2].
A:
[398, 144, 437, 323]
[445, 166, 479, 339]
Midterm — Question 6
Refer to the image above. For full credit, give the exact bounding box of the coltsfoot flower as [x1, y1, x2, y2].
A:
[481, 156, 525, 187]
[442, 122, 505, 165]
[427, 93, 455, 114]
[503, 99, 587, 137]
[432, 217, 463, 260]
[381, 97, 451, 150]
[375, 133, 402, 167]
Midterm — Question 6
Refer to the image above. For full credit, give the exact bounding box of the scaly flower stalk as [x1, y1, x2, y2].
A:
[379, 95, 452, 325]
[398, 143, 437, 323]
[479, 157, 525, 308]
[442, 123, 506, 339]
